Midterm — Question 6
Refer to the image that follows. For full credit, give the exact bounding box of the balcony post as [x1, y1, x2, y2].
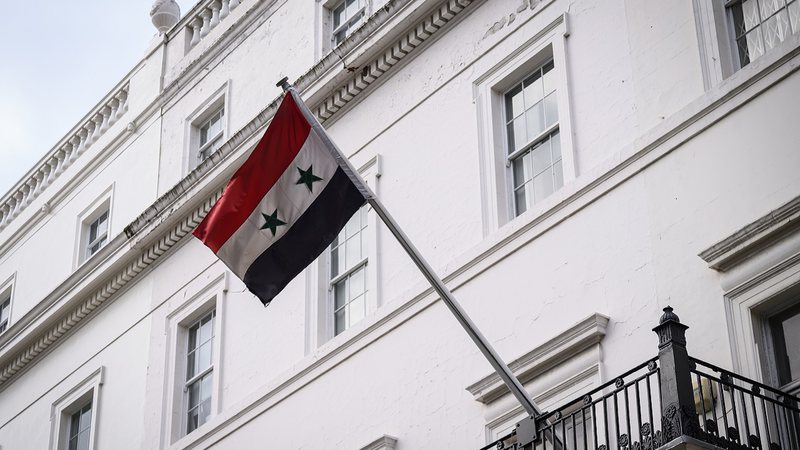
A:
[652, 306, 700, 442]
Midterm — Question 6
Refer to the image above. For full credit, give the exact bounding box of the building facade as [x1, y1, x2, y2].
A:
[0, 0, 799, 449]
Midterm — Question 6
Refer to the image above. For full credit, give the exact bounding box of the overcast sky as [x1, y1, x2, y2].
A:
[0, 0, 197, 195]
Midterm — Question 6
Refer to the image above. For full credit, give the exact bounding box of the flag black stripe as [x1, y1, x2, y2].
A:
[243, 167, 366, 305]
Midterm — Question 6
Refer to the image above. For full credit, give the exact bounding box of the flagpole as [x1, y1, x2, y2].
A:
[277, 78, 542, 423]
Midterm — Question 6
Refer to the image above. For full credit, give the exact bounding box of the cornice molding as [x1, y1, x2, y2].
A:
[465, 313, 609, 404]
[699, 196, 800, 272]
[359, 435, 398, 450]
[0, 190, 220, 388]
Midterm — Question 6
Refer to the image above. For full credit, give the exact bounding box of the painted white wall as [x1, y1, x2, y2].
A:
[0, 0, 798, 448]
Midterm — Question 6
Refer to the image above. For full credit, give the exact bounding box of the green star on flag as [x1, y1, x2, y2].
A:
[260, 209, 287, 236]
[296, 165, 323, 191]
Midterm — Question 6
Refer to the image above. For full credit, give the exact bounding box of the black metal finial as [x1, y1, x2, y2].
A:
[659, 306, 680, 324]
[276, 77, 291, 92]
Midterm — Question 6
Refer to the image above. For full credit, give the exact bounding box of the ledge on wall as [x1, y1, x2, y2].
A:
[465, 313, 608, 404]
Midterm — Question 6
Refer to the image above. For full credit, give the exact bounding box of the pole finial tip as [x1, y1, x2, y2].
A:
[276, 77, 291, 92]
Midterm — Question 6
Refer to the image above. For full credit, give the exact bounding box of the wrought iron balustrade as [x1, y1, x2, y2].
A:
[482, 307, 800, 450]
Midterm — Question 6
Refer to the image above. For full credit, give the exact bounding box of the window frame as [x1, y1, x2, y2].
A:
[0, 278, 13, 335]
[305, 155, 381, 351]
[74, 188, 113, 268]
[724, 253, 800, 395]
[49, 367, 103, 450]
[724, 0, 800, 70]
[163, 273, 226, 443]
[316, 0, 371, 58]
[330, 0, 367, 47]
[184, 310, 216, 434]
[185, 82, 230, 173]
[330, 205, 370, 336]
[473, 15, 576, 233]
[501, 59, 564, 217]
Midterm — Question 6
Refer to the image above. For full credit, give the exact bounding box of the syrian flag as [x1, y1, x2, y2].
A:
[193, 92, 366, 305]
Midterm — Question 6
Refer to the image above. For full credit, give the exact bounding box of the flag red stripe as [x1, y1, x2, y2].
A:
[192, 94, 312, 253]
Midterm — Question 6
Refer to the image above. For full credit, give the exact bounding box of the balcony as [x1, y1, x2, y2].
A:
[482, 307, 800, 450]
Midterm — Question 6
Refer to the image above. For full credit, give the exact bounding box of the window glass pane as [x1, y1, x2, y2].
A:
[505, 85, 525, 121]
[197, 342, 212, 371]
[781, 312, 800, 382]
[533, 168, 554, 202]
[331, 245, 342, 277]
[760, 0, 783, 20]
[200, 125, 209, 146]
[512, 156, 527, 189]
[514, 185, 528, 215]
[199, 316, 213, 343]
[80, 405, 92, 432]
[790, 1, 800, 31]
[334, 308, 346, 335]
[187, 409, 199, 433]
[764, 10, 791, 50]
[745, 28, 765, 60]
[554, 160, 564, 190]
[333, 2, 345, 28]
[70, 410, 81, 438]
[743, 0, 761, 31]
[542, 60, 556, 94]
[345, 235, 361, 267]
[532, 140, 552, 175]
[188, 380, 200, 409]
[350, 267, 365, 297]
[525, 103, 545, 142]
[334, 281, 347, 310]
[544, 92, 559, 128]
[523, 72, 543, 108]
[551, 132, 562, 161]
[349, 294, 366, 326]
[76, 431, 90, 450]
[346, 0, 360, 17]
[511, 116, 526, 152]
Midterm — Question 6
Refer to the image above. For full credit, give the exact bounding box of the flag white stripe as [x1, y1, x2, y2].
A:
[216, 128, 338, 277]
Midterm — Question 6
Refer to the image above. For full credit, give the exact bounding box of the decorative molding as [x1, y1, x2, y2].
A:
[466, 313, 608, 404]
[699, 196, 800, 271]
[0, 82, 130, 233]
[359, 435, 398, 450]
[313, 0, 474, 121]
[127, 0, 478, 239]
[184, 0, 243, 48]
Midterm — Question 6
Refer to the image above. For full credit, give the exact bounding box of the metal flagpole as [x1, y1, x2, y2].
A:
[277, 78, 543, 425]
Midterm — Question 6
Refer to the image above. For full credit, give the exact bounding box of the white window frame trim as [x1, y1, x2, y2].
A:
[304, 154, 382, 352]
[315, 0, 372, 59]
[163, 272, 227, 444]
[49, 366, 104, 450]
[473, 14, 577, 235]
[0, 274, 14, 335]
[74, 186, 114, 269]
[184, 81, 231, 173]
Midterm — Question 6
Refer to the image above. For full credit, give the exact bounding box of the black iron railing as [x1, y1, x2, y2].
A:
[482, 307, 800, 450]
[689, 357, 800, 449]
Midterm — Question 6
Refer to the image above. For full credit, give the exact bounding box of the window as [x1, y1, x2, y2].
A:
[331, 0, 366, 47]
[768, 301, 800, 394]
[474, 16, 575, 231]
[305, 156, 381, 350]
[330, 206, 368, 335]
[504, 60, 563, 216]
[163, 274, 225, 443]
[0, 285, 11, 334]
[77, 193, 112, 266]
[85, 211, 108, 260]
[196, 106, 225, 164]
[727, 0, 800, 68]
[185, 310, 215, 434]
[67, 402, 92, 450]
[49, 367, 103, 450]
